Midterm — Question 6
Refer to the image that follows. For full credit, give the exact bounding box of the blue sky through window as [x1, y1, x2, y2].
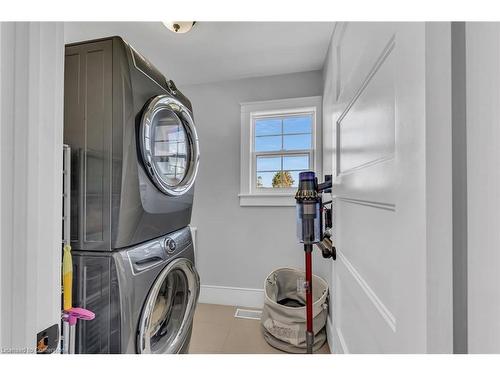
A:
[255, 135, 281, 152]
[256, 156, 281, 171]
[283, 155, 309, 170]
[254, 114, 312, 152]
[283, 134, 311, 150]
[255, 118, 281, 136]
[256, 155, 310, 172]
[283, 116, 311, 134]
[254, 113, 313, 188]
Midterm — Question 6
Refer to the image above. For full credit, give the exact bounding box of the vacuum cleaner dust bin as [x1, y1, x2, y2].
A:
[261, 267, 329, 353]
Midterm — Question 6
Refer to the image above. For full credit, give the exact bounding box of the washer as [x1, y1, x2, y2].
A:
[72, 227, 200, 354]
[64, 36, 200, 251]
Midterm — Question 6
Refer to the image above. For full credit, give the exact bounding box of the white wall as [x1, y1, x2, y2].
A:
[465, 22, 500, 353]
[181, 71, 329, 307]
[0, 22, 64, 352]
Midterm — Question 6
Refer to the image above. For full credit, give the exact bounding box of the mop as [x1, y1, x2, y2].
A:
[61, 244, 95, 354]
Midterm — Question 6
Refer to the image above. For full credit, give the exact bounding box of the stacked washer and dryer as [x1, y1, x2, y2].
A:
[64, 37, 200, 354]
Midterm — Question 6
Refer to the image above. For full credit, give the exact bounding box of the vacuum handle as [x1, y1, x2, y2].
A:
[318, 175, 332, 193]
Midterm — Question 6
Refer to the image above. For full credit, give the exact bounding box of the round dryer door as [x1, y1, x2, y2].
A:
[140, 95, 200, 196]
[137, 258, 200, 354]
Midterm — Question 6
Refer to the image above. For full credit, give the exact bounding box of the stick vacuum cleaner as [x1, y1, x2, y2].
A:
[295, 171, 333, 354]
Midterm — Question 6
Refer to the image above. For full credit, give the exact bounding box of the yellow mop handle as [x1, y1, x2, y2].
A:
[62, 244, 73, 311]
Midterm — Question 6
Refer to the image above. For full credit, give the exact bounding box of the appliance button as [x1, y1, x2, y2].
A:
[164, 238, 176, 253]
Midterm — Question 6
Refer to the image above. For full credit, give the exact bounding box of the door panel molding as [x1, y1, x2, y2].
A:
[337, 35, 396, 124]
[337, 250, 397, 332]
[337, 35, 396, 176]
[336, 196, 396, 211]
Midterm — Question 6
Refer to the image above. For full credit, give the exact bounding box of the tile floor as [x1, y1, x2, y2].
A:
[188, 303, 330, 354]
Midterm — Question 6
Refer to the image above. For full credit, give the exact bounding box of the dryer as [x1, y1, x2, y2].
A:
[64, 36, 200, 251]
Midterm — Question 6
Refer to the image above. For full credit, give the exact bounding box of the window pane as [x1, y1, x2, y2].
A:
[283, 115, 312, 134]
[255, 135, 282, 152]
[255, 118, 282, 136]
[256, 156, 281, 172]
[283, 134, 311, 150]
[256, 172, 275, 188]
[283, 155, 309, 171]
[288, 171, 306, 188]
[257, 171, 297, 188]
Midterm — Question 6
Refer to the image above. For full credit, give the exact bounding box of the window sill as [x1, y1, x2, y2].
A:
[238, 193, 296, 207]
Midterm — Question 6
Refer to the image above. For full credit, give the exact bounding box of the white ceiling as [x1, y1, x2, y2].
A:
[64, 22, 335, 86]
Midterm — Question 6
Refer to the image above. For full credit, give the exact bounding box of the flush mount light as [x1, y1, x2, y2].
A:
[163, 21, 196, 34]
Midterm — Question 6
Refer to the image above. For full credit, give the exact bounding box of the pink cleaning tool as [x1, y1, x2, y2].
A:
[63, 307, 95, 326]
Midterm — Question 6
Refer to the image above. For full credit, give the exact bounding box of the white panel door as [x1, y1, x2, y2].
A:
[0, 22, 64, 352]
[466, 22, 500, 353]
[329, 22, 427, 353]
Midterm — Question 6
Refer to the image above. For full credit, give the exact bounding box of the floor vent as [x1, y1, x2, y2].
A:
[234, 308, 262, 320]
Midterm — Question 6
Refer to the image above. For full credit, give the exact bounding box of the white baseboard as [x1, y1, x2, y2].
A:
[327, 316, 335, 353]
[327, 316, 349, 354]
[335, 327, 349, 354]
[199, 284, 265, 309]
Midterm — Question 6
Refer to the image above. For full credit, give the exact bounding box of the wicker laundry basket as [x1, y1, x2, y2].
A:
[260, 267, 329, 353]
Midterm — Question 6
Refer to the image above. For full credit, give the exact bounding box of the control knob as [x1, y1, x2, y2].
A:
[164, 237, 176, 253]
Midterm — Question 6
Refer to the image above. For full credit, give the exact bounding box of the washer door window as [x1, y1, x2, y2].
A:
[137, 258, 200, 354]
[141, 95, 200, 196]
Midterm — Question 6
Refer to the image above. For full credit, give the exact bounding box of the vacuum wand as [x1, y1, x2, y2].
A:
[295, 171, 332, 354]
[304, 244, 314, 353]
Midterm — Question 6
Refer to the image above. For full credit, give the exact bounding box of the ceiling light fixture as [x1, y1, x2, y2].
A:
[163, 21, 196, 34]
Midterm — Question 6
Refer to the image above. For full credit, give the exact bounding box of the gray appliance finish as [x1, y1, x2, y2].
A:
[64, 36, 200, 252]
[72, 226, 200, 354]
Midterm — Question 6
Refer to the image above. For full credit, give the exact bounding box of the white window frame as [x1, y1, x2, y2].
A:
[239, 96, 323, 207]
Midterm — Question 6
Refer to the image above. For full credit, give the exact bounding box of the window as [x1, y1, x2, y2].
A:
[254, 114, 313, 189]
[239, 96, 322, 206]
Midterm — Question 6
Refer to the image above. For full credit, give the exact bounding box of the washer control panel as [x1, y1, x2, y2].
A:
[127, 227, 193, 274]
[161, 226, 192, 256]
[163, 237, 177, 253]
